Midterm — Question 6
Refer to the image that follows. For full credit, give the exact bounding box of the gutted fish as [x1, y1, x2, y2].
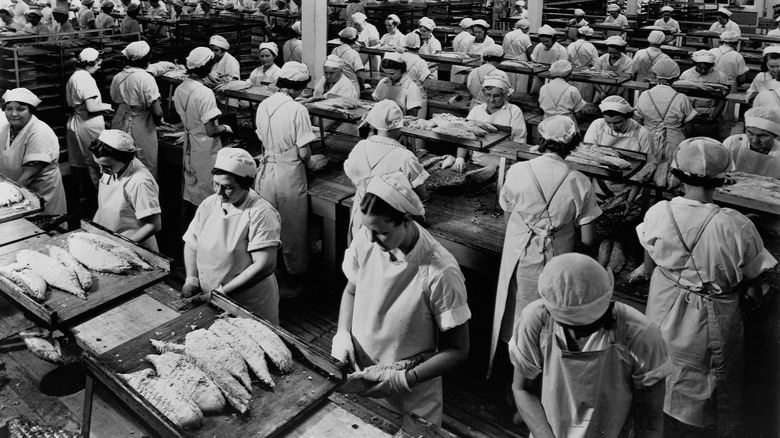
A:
[67, 236, 132, 274]
[209, 320, 274, 387]
[0, 263, 47, 301]
[227, 318, 294, 373]
[48, 245, 92, 291]
[69, 233, 152, 270]
[146, 352, 225, 414]
[120, 369, 203, 429]
[2, 417, 83, 438]
[16, 250, 85, 299]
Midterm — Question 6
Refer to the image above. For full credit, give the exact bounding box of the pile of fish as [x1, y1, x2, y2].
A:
[403, 114, 499, 141]
[18, 328, 82, 365]
[0, 181, 23, 207]
[500, 60, 548, 71]
[0, 233, 152, 302]
[0, 417, 82, 438]
[418, 153, 498, 191]
[530, 144, 633, 170]
[673, 80, 730, 96]
[162, 66, 188, 81]
[572, 69, 621, 80]
[630, 160, 682, 191]
[598, 238, 627, 274]
[146, 61, 178, 77]
[120, 317, 294, 429]
[718, 171, 780, 206]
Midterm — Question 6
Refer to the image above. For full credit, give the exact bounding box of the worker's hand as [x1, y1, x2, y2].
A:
[452, 157, 466, 173]
[181, 276, 201, 298]
[189, 289, 213, 306]
[306, 154, 329, 171]
[628, 264, 650, 283]
[330, 331, 356, 371]
[221, 125, 233, 135]
[359, 368, 412, 398]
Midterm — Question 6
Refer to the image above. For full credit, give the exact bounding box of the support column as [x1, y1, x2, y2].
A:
[302, 0, 327, 85]
[627, 0, 638, 17]
[529, 0, 543, 32]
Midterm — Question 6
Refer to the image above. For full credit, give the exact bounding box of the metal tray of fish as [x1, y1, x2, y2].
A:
[0, 175, 43, 224]
[83, 293, 341, 438]
[401, 122, 510, 151]
[515, 144, 647, 180]
[0, 220, 170, 328]
[499, 59, 550, 74]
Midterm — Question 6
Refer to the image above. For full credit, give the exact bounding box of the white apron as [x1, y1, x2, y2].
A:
[255, 100, 310, 275]
[646, 203, 743, 436]
[541, 83, 577, 123]
[111, 71, 159, 178]
[179, 84, 222, 206]
[332, 44, 362, 96]
[93, 164, 158, 251]
[490, 163, 575, 373]
[66, 70, 104, 186]
[347, 145, 406, 240]
[643, 91, 686, 161]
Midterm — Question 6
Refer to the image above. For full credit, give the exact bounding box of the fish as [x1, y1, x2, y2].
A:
[146, 352, 225, 415]
[48, 245, 92, 291]
[209, 320, 275, 388]
[16, 250, 85, 299]
[0, 262, 47, 301]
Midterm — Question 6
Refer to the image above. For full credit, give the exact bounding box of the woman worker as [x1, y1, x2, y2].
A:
[310, 55, 359, 135]
[584, 96, 658, 199]
[110, 41, 163, 179]
[452, 17, 475, 53]
[512, 253, 670, 438]
[538, 60, 586, 122]
[254, 61, 318, 284]
[331, 171, 471, 426]
[343, 100, 428, 241]
[182, 147, 282, 324]
[452, 19, 494, 83]
[466, 45, 505, 109]
[90, 129, 161, 250]
[567, 26, 599, 102]
[332, 27, 366, 95]
[173, 47, 234, 229]
[66, 47, 113, 213]
[635, 58, 697, 162]
[530, 25, 568, 94]
[723, 106, 780, 178]
[372, 52, 423, 117]
[593, 36, 633, 103]
[248, 42, 281, 86]
[747, 46, 780, 103]
[632, 137, 777, 437]
[488, 115, 601, 377]
[502, 19, 532, 93]
[454, 72, 525, 172]
[0, 88, 66, 216]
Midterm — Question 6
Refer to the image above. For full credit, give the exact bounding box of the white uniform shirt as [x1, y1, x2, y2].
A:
[377, 30, 405, 49]
[709, 19, 741, 36]
[709, 46, 748, 91]
[372, 75, 423, 114]
[604, 13, 628, 27]
[679, 67, 730, 115]
[283, 38, 302, 63]
[654, 17, 680, 32]
[531, 41, 568, 65]
[723, 134, 780, 179]
[503, 29, 532, 59]
[452, 30, 475, 53]
[255, 93, 316, 154]
[567, 39, 599, 68]
[468, 102, 526, 144]
[748, 72, 780, 97]
[210, 52, 241, 82]
[419, 35, 442, 55]
[631, 47, 670, 83]
[248, 64, 281, 86]
[538, 78, 586, 119]
[313, 74, 359, 99]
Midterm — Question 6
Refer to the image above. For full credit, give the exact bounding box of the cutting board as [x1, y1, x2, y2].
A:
[85, 293, 342, 438]
[0, 221, 171, 328]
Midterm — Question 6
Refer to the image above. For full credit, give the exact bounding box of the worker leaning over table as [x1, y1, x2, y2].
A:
[248, 42, 281, 87]
[747, 46, 780, 103]
[502, 19, 532, 93]
[635, 58, 697, 162]
[49, 6, 74, 40]
[723, 106, 780, 179]
[709, 7, 741, 36]
[95, 1, 115, 29]
[182, 148, 282, 324]
[254, 61, 322, 282]
[538, 60, 586, 123]
[352, 12, 379, 71]
[488, 115, 601, 377]
[632, 31, 671, 84]
[66, 47, 113, 213]
[77, 0, 96, 35]
[709, 31, 747, 95]
[91, 129, 161, 251]
[173, 47, 234, 230]
[452, 19, 494, 84]
[332, 171, 471, 426]
[466, 44, 506, 110]
[567, 25, 599, 102]
[22, 10, 49, 35]
[631, 137, 777, 438]
[207, 34, 241, 86]
[679, 50, 729, 121]
[529, 25, 567, 94]
[593, 35, 633, 103]
[119, 3, 141, 35]
[110, 41, 163, 179]
[373, 52, 423, 117]
[376, 14, 404, 50]
[585, 96, 657, 199]
[309, 54, 359, 136]
[344, 100, 428, 241]
[454, 72, 525, 172]
[332, 27, 365, 96]
[512, 253, 670, 438]
[0, 88, 66, 216]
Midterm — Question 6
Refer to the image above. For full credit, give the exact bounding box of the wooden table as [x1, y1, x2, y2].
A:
[0, 219, 44, 248]
[537, 67, 632, 86]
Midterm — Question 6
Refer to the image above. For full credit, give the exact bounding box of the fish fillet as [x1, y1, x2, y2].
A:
[67, 236, 132, 274]
[0, 263, 47, 301]
[227, 318, 295, 373]
[16, 250, 85, 299]
[3, 417, 82, 438]
[209, 320, 274, 387]
[151, 338, 252, 414]
[0, 181, 23, 206]
[69, 232, 152, 270]
[120, 369, 204, 429]
[146, 352, 225, 414]
[48, 245, 92, 291]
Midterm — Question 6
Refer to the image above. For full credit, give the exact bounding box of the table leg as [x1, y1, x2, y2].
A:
[81, 375, 95, 437]
[733, 101, 740, 122]
[322, 217, 337, 289]
[497, 156, 506, 208]
[318, 116, 326, 148]
[166, 83, 174, 114]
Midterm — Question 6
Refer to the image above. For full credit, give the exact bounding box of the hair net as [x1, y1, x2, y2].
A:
[279, 61, 310, 81]
[574, 8, 585, 16]
[647, 30, 665, 45]
[323, 54, 345, 68]
[98, 129, 136, 152]
[79, 47, 100, 63]
[538, 115, 577, 143]
[471, 19, 489, 29]
[3, 88, 41, 107]
[661, 5, 673, 12]
[745, 106, 780, 137]
[383, 51, 404, 63]
[599, 95, 633, 115]
[549, 59, 572, 78]
[387, 14, 400, 24]
[214, 147, 257, 178]
[459, 18, 473, 29]
[482, 71, 513, 94]
[259, 41, 278, 56]
[404, 31, 421, 49]
[52, 5, 67, 13]
[483, 44, 504, 58]
[419, 16, 436, 30]
[515, 0, 525, 6]
[578, 26, 594, 36]
[607, 4, 620, 12]
[365, 171, 425, 216]
[186, 46, 214, 69]
[359, 99, 404, 131]
[652, 57, 680, 79]
[717, 7, 732, 17]
[691, 50, 715, 64]
[672, 137, 731, 178]
[351, 12, 366, 24]
[538, 24, 556, 36]
[719, 30, 739, 42]
[605, 35, 627, 46]
[538, 254, 614, 326]
[209, 35, 230, 51]
[763, 45, 780, 56]
[515, 18, 530, 29]
[339, 27, 358, 39]
[291, 20, 301, 34]
[122, 41, 150, 61]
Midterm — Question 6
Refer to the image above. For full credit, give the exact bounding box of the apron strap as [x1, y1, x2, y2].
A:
[515, 163, 573, 242]
[665, 201, 721, 290]
[546, 84, 569, 113]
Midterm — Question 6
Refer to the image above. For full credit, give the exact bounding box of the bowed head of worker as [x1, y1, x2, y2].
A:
[743, 107, 780, 154]
[691, 50, 716, 75]
[381, 51, 407, 80]
[77, 47, 103, 71]
[360, 171, 425, 252]
[480, 72, 513, 111]
[651, 57, 680, 83]
[404, 31, 421, 51]
[212, 147, 258, 204]
[761, 45, 780, 78]
[537, 115, 580, 158]
[598, 96, 635, 133]
[185, 46, 216, 76]
[338, 26, 358, 44]
[670, 137, 731, 188]
[89, 130, 138, 176]
[277, 61, 311, 95]
[323, 54, 345, 83]
[481, 44, 504, 63]
[515, 18, 530, 32]
[121, 40, 152, 69]
[2, 88, 41, 130]
[359, 99, 404, 132]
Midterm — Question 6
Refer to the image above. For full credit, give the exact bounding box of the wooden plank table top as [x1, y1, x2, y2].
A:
[538, 67, 632, 85]
[0, 218, 44, 248]
[308, 133, 358, 205]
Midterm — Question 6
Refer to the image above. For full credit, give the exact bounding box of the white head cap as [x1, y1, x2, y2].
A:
[652, 57, 680, 79]
[291, 20, 301, 34]
[186, 46, 214, 69]
[383, 51, 404, 63]
[360, 99, 404, 131]
[538, 24, 556, 36]
[482, 71, 513, 94]
[419, 16, 436, 30]
[351, 12, 366, 24]
[574, 8, 585, 16]
[365, 171, 425, 216]
[515, 18, 530, 29]
[538, 253, 614, 326]
[279, 61, 309, 81]
[482, 44, 504, 58]
[578, 26, 594, 36]
[661, 5, 673, 13]
[717, 7, 732, 17]
[745, 106, 780, 137]
[776, 15, 780, 23]
[209, 35, 230, 51]
[79, 47, 100, 63]
[691, 50, 715, 64]
[599, 95, 633, 115]
[763, 45, 780, 56]
[647, 30, 665, 45]
[719, 30, 740, 42]
[607, 4, 620, 12]
[605, 35, 627, 47]
[387, 14, 400, 24]
[339, 27, 358, 39]
[459, 17, 473, 29]
[538, 115, 577, 143]
[2, 88, 41, 107]
[323, 54, 345, 69]
[672, 137, 730, 178]
[549, 59, 572, 78]
[471, 19, 489, 29]
[214, 147, 258, 178]
[98, 129, 136, 152]
[404, 31, 421, 49]
[122, 41, 150, 61]
[259, 42, 278, 57]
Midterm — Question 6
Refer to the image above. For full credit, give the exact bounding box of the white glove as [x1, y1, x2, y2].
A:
[628, 264, 650, 283]
[452, 157, 466, 173]
[181, 276, 200, 298]
[330, 331, 356, 369]
[222, 125, 233, 134]
[360, 368, 412, 398]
